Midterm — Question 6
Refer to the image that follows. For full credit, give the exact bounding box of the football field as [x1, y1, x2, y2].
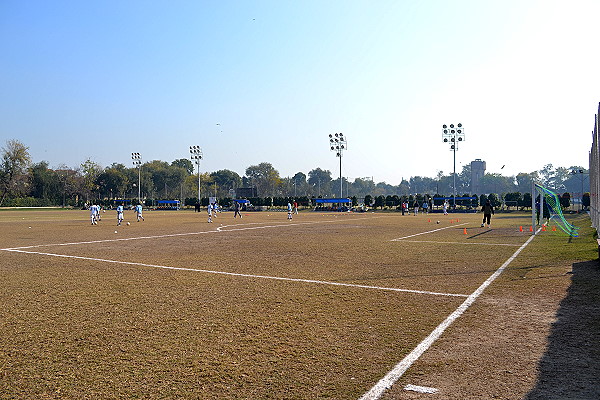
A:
[0, 208, 595, 399]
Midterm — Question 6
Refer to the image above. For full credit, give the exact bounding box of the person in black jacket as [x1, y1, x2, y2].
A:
[481, 200, 494, 228]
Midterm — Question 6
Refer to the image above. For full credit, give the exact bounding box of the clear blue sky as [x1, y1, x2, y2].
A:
[1, 0, 599, 184]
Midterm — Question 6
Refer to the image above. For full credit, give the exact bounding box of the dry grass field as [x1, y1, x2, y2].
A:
[0, 208, 598, 399]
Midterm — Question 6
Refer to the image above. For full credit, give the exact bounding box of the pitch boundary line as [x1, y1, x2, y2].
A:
[3, 248, 468, 298]
[394, 240, 521, 247]
[359, 229, 539, 399]
[390, 223, 468, 241]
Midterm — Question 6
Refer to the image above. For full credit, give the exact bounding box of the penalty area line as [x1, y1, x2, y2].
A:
[3, 248, 468, 298]
[390, 223, 468, 241]
[359, 230, 539, 400]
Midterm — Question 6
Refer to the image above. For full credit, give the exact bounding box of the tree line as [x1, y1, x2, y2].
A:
[0, 139, 590, 208]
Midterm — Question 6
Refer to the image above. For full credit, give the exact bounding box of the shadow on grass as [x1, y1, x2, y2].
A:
[525, 260, 600, 400]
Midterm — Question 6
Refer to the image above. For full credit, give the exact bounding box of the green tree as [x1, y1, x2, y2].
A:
[560, 192, 571, 209]
[29, 161, 60, 201]
[504, 192, 522, 210]
[246, 162, 281, 196]
[0, 139, 31, 206]
[80, 159, 103, 202]
[171, 158, 194, 175]
[210, 169, 242, 197]
[292, 172, 307, 196]
[307, 168, 332, 197]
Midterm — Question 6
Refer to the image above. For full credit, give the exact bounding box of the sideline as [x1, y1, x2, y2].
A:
[359, 229, 540, 399]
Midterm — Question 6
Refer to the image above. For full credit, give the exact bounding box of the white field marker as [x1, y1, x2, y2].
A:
[404, 384, 438, 394]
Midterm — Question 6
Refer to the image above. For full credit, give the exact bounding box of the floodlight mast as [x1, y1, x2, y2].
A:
[329, 133, 347, 198]
[189, 146, 203, 203]
[131, 152, 142, 203]
[442, 123, 465, 209]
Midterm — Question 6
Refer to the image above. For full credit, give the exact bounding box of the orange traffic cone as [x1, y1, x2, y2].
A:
[529, 226, 533, 232]
[428, 218, 431, 223]
[463, 228, 467, 235]
[542, 225, 547, 231]
[519, 226, 523, 232]
[552, 226, 557, 231]
[456, 218, 460, 223]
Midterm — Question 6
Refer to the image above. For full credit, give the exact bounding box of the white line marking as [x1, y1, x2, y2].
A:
[4, 249, 469, 298]
[2, 217, 379, 251]
[394, 240, 521, 247]
[404, 384, 438, 394]
[390, 223, 468, 241]
[359, 230, 539, 400]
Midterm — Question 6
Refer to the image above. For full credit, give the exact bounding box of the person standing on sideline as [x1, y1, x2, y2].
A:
[443, 200, 449, 215]
[135, 203, 145, 222]
[293, 201, 298, 214]
[116, 203, 124, 226]
[233, 201, 242, 218]
[481, 199, 494, 228]
[413, 200, 419, 216]
[422, 200, 429, 215]
[287, 202, 293, 220]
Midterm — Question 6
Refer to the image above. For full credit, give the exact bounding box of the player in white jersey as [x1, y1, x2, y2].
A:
[207, 203, 213, 223]
[116, 204, 124, 226]
[135, 204, 144, 222]
[90, 204, 98, 225]
[287, 202, 293, 220]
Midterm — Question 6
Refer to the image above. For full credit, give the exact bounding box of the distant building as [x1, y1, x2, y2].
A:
[471, 159, 486, 194]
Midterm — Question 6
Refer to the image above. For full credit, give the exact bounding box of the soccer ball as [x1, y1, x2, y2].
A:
[127, 222, 131, 226]
[437, 221, 440, 224]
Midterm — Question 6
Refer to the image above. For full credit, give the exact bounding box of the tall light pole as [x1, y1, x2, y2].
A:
[131, 152, 142, 204]
[442, 123, 465, 209]
[329, 132, 347, 198]
[189, 146, 203, 203]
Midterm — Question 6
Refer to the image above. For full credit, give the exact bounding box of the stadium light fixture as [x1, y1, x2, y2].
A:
[329, 132, 347, 199]
[189, 146, 203, 202]
[442, 123, 465, 209]
[131, 152, 142, 204]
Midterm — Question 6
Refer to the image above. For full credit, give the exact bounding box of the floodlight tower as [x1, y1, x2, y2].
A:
[329, 132, 347, 198]
[131, 152, 142, 203]
[189, 146, 203, 202]
[442, 123, 465, 208]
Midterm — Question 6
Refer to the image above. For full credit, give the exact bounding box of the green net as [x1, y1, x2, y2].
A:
[535, 183, 579, 237]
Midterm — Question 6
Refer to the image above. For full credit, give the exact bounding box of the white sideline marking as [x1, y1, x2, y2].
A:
[359, 230, 539, 400]
[390, 223, 468, 241]
[404, 384, 438, 394]
[3, 249, 469, 298]
[395, 240, 521, 247]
